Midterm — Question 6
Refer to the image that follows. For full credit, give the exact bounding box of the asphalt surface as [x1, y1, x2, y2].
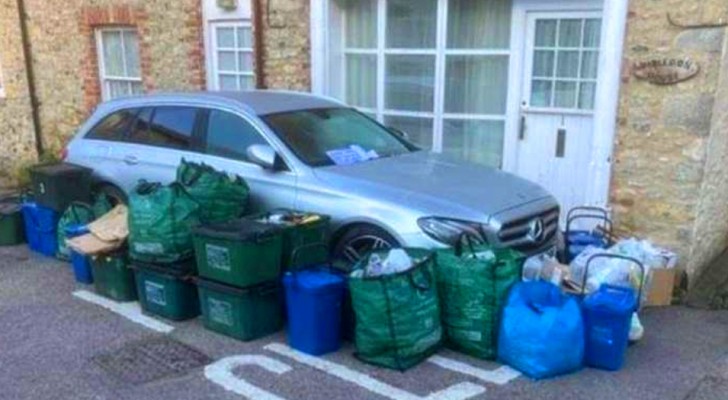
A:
[1, 245, 727, 400]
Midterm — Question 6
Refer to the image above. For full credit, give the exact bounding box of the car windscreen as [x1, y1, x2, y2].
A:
[262, 108, 416, 167]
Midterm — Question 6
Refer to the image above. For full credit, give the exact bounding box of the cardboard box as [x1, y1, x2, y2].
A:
[645, 268, 676, 307]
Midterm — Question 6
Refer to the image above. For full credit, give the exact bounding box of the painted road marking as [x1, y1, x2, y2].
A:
[428, 355, 521, 385]
[72, 290, 174, 334]
[265, 343, 486, 400]
[205, 355, 292, 400]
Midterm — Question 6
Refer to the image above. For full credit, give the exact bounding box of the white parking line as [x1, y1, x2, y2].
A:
[265, 343, 486, 400]
[428, 355, 521, 385]
[72, 290, 174, 334]
[205, 355, 292, 400]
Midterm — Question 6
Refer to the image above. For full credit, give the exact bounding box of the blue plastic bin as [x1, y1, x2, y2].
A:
[583, 284, 637, 371]
[21, 202, 59, 257]
[283, 269, 345, 355]
[65, 224, 93, 284]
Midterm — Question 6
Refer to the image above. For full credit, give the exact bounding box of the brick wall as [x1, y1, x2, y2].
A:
[0, 0, 37, 187]
[258, 0, 311, 91]
[0, 0, 205, 175]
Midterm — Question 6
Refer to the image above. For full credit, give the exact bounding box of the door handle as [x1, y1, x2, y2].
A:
[518, 115, 527, 140]
[123, 155, 139, 165]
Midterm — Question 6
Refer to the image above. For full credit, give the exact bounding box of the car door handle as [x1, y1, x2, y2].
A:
[123, 155, 139, 165]
[518, 115, 527, 140]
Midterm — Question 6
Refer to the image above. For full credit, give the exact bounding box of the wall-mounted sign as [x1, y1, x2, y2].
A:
[633, 58, 699, 85]
[217, 0, 237, 12]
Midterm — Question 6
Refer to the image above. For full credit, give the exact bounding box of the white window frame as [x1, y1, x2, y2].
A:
[337, 0, 511, 156]
[209, 21, 255, 91]
[95, 27, 142, 101]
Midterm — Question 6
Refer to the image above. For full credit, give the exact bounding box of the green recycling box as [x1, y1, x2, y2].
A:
[192, 220, 283, 287]
[246, 210, 331, 271]
[0, 199, 25, 246]
[91, 252, 137, 302]
[131, 262, 200, 321]
[196, 277, 282, 341]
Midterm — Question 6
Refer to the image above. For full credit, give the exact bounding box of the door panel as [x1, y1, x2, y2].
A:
[515, 12, 602, 225]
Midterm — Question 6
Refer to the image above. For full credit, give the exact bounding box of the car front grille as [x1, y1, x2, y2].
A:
[495, 206, 560, 254]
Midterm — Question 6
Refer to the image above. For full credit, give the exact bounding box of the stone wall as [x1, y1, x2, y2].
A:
[614, 0, 728, 278]
[0, 0, 204, 184]
[258, 0, 311, 91]
[0, 0, 38, 187]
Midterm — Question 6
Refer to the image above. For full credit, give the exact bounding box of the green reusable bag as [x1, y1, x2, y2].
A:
[56, 202, 95, 260]
[435, 237, 524, 360]
[177, 159, 249, 223]
[128, 181, 201, 263]
[349, 248, 442, 371]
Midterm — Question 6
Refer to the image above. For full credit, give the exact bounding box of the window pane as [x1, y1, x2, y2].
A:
[219, 51, 236, 72]
[130, 82, 144, 95]
[533, 50, 554, 78]
[146, 107, 197, 149]
[583, 19, 602, 48]
[556, 50, 580, 78]
[443, 120, 504, 168]
[445, 55, 508, 114]
[108, 80, 129, 99]
[240, 76, 255, 90]
[87, 109, 137, 141]
[581, 50, 599, 79]
[237, 27, 253, 48]
[219, 74, 238, 90]
[386, 0, 437, 48]
[383, 115, 433, 149]
[346, 54, 377, 108]
[530, 80, 552, 107]
[558, 19, 583, 47]
[535, 20, 557, 47]
[447, 0, 511, 49]
[102, 31, 124, 76]
[554, 81, 577, 108]
[130, 107, 152, 140]
[579, 82, 596, 110]
[238, 52, 254, 72]
[385, 55, 435, 112]
[207, 110, 266, 161]
[123, 30, 140, 78]
[217, 27, 235, 48]
[344, 0, 377, 48]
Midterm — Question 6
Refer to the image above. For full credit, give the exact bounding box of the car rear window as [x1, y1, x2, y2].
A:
[129, 106, 198, 150]
[86, 108, 138, 141]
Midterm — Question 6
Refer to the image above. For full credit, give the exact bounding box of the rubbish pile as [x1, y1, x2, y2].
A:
[3, 164, 681, 381]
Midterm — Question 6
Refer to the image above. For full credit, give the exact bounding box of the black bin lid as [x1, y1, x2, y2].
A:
[31, 163, 92, 177]
[193, 219, 282, 242]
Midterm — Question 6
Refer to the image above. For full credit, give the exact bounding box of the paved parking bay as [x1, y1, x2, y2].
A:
[1, 245, 727, 400]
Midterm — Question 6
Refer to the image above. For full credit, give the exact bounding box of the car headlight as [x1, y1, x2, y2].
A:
[417, 217, 487, 246]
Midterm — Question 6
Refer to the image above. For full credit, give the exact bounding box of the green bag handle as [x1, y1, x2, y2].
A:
[178, 159, 208, 186]
[407, 253, 434, 292]
[453, 232, 485, 258]
[135, 180, 162, 195]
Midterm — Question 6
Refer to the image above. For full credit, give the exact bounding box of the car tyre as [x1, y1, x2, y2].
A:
[332, 224, 400, 267]
[96, 183, 128, 206]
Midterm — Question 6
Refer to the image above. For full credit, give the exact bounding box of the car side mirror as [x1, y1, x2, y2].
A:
[247, 144, 278, 170]
[387, 126, 409, 140]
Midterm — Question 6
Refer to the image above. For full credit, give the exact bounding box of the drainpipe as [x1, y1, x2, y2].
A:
[251, 0, 267, 89]
[16, 0, 44, 157]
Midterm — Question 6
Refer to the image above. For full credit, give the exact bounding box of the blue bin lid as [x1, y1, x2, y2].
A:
[584, 284, 637, 313]
[284, 269, 345, 292]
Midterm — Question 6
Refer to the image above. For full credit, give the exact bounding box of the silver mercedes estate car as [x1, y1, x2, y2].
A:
[66, 91, 559, 262]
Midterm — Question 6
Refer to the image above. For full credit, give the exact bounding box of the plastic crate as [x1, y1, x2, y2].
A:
[583, 284, 637, 371]
[91, 252, 137, 302]
[192, 220, 283, 287]
[21, 202, 59, 257]
[196, 278, 282, 341]
[131, 262, 200, 321]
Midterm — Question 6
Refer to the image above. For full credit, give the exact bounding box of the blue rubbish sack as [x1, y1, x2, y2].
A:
[498, 281, 584, 380]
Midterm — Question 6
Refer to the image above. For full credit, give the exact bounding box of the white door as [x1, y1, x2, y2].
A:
[515, 12, 602, 221]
